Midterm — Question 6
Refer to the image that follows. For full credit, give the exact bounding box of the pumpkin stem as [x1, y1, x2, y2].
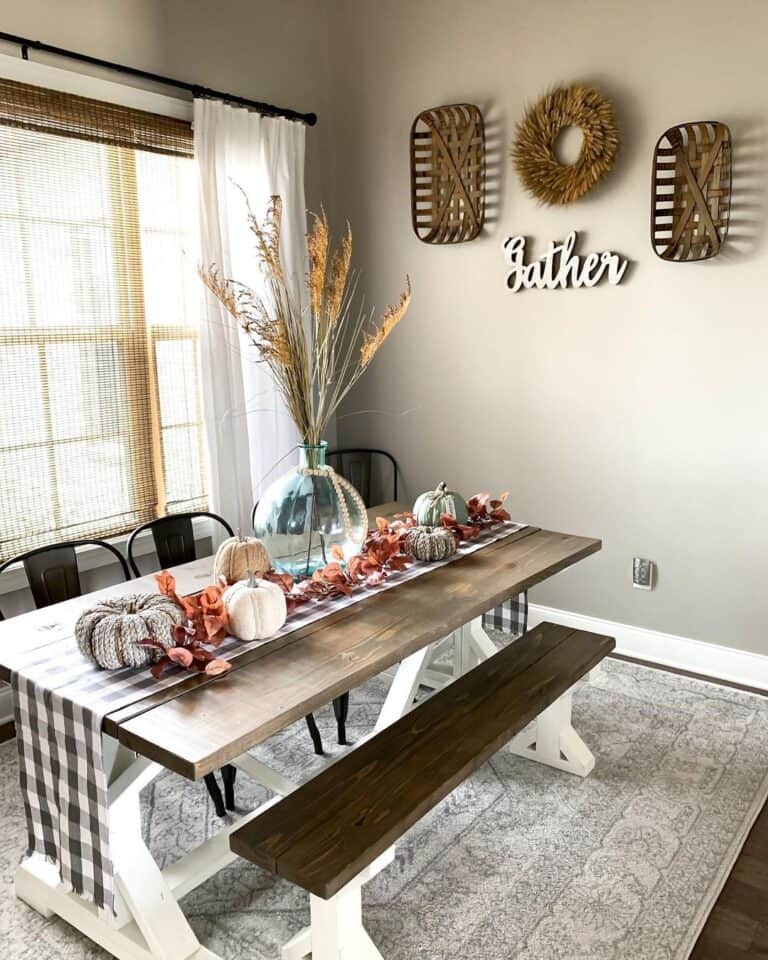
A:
[432, 481, 447, 499]
[246, 569, 257, 588]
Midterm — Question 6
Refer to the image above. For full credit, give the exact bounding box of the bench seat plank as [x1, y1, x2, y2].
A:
[230, 622, 614, 899]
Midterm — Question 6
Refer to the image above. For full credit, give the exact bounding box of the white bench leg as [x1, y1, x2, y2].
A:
[309, 886, 383, 960]
[284, 851, 393, 960]
[509, 690, 595, 777]
[456, 619, 596, 778]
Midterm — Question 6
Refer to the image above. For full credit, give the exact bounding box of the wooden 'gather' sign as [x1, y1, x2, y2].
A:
[503, 231, 628, 292]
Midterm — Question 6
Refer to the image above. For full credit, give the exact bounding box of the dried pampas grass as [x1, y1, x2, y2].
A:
[511, 85, 619, 205]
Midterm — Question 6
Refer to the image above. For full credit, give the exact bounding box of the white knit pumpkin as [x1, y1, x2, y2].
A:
[404, 525, 458, 562]
[75, 593, 183, 670]
[222, 574, 287, 641]
[213, 536, 271, 584]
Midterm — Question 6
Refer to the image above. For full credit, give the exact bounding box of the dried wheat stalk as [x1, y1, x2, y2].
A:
[201, 195, 411, 446]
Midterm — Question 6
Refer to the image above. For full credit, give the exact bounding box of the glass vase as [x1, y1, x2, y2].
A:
[253, 442, 367, 578]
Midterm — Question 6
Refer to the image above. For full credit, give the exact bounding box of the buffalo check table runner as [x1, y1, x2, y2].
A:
[482, 591, 528, 635]
[10, 521, 529, 913]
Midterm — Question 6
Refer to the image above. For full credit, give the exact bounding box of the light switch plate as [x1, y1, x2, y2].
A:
[633, 557, 654, 590]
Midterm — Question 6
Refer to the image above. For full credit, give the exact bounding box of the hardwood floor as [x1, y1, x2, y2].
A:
[691, 800, 768, 958]
[614, 653, 768, 958]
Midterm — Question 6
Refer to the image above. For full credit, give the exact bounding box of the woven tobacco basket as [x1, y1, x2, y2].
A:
[410, 103, 485, 244]
[651, 121, 732, 261]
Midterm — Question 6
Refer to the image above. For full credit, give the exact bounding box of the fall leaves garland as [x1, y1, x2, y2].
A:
[142, 572, 231, 680]
[146, 492, 510, 679]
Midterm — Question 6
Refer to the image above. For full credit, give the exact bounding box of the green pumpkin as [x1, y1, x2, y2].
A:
[412, 481, 469, 526]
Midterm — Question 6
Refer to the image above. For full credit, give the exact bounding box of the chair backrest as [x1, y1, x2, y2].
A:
[126, 512, 234, 577]
[326, 448, 398, 506]
[0, 540, 131, 610]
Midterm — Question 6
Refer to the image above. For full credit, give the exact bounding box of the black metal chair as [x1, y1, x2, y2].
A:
[248, 500, 334, 758]
[0, 540, 131, 745]
[326, 448, 400, 745]
[326, 448, 399, 506]
[0, 539, 131, 608]
[125, 511, 234, 577]
[126, 510, 324, 809]
[248, 449, 399, 533]
[127, 511, 242, 815]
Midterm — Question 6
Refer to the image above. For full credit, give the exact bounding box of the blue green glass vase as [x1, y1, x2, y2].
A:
[253, 442, 367, 578]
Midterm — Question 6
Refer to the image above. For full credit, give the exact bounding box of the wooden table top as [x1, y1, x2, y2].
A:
[0, 506, 601, 781]
[0, 504, 402, 676]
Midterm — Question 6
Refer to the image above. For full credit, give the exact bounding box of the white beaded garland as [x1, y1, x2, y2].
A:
[296, 464, 367, 545]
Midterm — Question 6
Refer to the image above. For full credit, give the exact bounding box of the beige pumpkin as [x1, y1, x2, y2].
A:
[213, 535, 271, 584]
[75, 593, 183, 670]
[222, 573, 287, 641]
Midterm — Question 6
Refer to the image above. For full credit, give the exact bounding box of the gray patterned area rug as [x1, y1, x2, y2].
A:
[2, 654, 768, 960]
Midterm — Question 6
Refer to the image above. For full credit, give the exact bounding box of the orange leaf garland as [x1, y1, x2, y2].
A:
[467, 491, 512, 525]
[152, 571, 231, 675]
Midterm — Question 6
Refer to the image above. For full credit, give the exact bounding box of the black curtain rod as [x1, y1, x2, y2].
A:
[0, 30, 317, 126]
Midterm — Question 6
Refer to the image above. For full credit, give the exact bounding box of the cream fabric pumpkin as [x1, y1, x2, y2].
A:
[75, 593, 183, 670]
[213, 536, 271, 584]
[222, 574, 287, 641]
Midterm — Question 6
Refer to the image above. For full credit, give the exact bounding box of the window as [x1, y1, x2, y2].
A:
[0, 78, 206, 562]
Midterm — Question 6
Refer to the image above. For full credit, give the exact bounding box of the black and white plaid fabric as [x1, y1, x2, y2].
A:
[13, 673, 112, 908]
[482, 592, 528, 637]
[10, 520, 529, 913]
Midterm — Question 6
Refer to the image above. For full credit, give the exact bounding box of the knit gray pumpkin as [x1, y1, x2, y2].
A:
[75, 594, 183, 670]
[404, 525, 458, 562]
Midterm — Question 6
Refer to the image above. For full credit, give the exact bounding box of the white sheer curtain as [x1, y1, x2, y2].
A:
[194, 98, 307, 537]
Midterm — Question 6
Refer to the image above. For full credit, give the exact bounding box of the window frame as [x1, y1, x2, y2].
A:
[0, 54, 207, 563]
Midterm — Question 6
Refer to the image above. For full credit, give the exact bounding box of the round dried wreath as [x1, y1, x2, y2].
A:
[511, 85, 619, 205]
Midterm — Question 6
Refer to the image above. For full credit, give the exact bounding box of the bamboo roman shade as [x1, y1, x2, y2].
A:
[0, 78, 194, 156]
[0, 78, 207, 562]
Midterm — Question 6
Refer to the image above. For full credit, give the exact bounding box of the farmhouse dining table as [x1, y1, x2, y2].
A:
[0, 503, 601, 960]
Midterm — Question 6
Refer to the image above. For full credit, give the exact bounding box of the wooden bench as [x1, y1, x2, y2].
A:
[231, 622, 614, 960]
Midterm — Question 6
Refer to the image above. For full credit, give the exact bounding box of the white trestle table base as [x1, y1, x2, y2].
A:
[15, 616, 598, 960]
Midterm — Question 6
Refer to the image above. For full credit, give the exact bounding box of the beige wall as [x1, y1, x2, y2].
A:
[1, 0, 765, 657]
[0, 0, 336, 208]
[331, 0, 768, 655]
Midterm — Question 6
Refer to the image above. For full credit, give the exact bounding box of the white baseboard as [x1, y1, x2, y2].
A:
[0, 684, 12, 726]
[528, 603, 768, 693]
